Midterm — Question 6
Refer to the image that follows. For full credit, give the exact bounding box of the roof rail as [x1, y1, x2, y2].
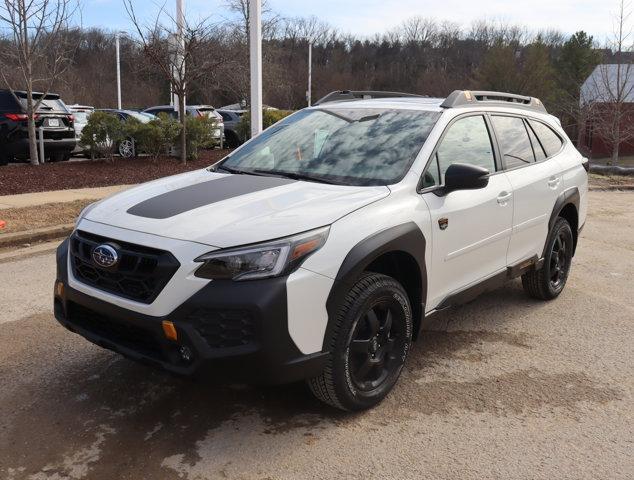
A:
[314, 90, 426, 106]
[440, 90, 547, 113]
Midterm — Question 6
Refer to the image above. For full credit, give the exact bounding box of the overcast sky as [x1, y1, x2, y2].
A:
[82, 0, 622, 43]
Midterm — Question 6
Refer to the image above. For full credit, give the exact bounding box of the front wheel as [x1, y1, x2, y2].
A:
[522, 217, 574, 300]
[118, 138, 135, 158]
[308, 272, 413, 411]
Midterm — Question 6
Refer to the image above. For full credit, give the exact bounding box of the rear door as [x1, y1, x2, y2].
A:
[421, 114, 514, 310]
[491, 115, 564, 265]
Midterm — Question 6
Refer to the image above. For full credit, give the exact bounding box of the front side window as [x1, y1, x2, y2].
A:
[492, 116, 535, 169]
[219, 108, 440, 186]
[528, 120, 563, 157]
[423, 115, 495, 187]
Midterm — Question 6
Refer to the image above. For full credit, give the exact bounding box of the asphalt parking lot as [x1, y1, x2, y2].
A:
[0, 190, 632, 480]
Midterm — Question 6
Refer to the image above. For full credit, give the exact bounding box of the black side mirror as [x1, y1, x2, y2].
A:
[443, 163, 490, 194]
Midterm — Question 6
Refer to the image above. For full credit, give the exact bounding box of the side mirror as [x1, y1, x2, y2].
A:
[443, 163, 490, 194]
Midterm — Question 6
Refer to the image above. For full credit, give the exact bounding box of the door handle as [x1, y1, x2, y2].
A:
[548, 177, 561, 189]
[497, 191, 512, 205]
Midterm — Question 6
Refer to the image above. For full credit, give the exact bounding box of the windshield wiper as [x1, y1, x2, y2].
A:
[252, 169, 339, 185]
[213, 165, 265, 176]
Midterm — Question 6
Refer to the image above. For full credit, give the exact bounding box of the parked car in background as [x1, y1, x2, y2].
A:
[217, 109, 245, 147]
[68, 104, 94, 154]
[0, 89, 76, 165]
[96, 109, 156, 158]
[142, 104, 224, 146]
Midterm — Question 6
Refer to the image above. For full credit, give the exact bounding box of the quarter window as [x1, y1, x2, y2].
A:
[426, 115, 495, 187]
[526, 122, 547, 161]
[528, 120, 563, 157]
[492, 116, 535, 169]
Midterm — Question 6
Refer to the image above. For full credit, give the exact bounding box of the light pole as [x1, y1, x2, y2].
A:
[173, 0, 186, 116]
[307, 41, 312, 107]
[249, 0, 263, 137]
[115, 32, 122, 109]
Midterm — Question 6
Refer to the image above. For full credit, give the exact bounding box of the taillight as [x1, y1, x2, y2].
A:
[4, 113, 28, 121]
[67, 114, 74, 122]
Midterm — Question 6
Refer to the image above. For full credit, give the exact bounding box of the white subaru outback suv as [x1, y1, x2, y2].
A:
[54, 90, 588, 411]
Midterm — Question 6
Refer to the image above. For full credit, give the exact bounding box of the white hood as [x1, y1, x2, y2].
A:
[84, 169, 390, 248]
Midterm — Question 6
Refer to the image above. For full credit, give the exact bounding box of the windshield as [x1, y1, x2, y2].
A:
[127, 111, 154, 123]
[218, 108, 440, 186]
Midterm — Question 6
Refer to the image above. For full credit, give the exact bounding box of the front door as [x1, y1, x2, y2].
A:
[420, 114, 514, 311]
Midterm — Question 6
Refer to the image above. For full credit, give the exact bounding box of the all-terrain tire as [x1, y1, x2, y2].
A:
[522, 217, 574, 300]
[308, 272, 413, 411]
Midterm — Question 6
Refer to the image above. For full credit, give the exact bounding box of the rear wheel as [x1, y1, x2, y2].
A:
[308, 272, 413, 411]
[522, 217, 574, 300]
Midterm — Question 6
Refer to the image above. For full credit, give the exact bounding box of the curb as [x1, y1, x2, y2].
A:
[0, 223, 74, 248]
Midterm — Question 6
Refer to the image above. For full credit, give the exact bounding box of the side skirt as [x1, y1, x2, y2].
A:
[430, 255, 540, 314]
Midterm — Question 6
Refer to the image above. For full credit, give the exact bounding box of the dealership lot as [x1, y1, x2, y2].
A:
[0, 190, 632, 480]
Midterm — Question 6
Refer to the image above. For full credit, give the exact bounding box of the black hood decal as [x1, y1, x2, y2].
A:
[127, 174, 296, 219]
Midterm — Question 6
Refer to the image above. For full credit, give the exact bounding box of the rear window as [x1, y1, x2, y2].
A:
[16, 92, 68, 113]
[528, 120, 563, 157]
[491, 116, 535, 169]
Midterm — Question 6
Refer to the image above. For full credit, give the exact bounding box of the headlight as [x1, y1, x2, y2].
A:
[194, 226, 330, 281]
[76, 202, 98, 226]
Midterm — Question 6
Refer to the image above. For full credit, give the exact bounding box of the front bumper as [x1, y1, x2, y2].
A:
[54, 239, 328, 384]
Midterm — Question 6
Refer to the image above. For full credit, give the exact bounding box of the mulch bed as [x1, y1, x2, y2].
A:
[0, 149, 232, 195]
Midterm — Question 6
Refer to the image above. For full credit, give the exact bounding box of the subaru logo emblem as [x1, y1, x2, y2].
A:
[92, 244, 119, 268]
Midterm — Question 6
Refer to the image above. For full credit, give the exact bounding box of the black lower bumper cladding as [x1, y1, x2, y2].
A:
[54, 238, 328, 384]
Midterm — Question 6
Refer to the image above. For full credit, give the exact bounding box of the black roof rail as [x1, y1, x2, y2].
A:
[314, 90, 426, 106]
[440, 90, 547, 113]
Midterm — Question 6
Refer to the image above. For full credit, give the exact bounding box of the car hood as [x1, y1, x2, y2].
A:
[84, 169, 390, 248]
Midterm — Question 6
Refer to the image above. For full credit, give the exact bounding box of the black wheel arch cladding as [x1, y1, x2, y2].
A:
[323, 222, 427, 350]
[546, 187, 580, 258]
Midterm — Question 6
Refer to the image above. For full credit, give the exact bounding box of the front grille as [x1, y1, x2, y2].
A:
[67, 302, 164, 360]
[188, 309, 257, 349]
[70, 230, 180, 304]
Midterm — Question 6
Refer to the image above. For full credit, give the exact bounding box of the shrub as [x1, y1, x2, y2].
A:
[81, 111, 125, 161]
[236, 109, 294, 141]
[186, 115, 219, 160]
[129, 113, 181, 162]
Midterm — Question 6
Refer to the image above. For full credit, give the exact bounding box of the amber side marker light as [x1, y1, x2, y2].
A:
[54, 281, 65, 298]
[291, 239, 320, 261]
[162, 321, 178, 341]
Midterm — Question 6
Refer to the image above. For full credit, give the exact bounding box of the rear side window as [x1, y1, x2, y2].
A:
[528, 120, 563, 157]
[0, 92, 20, 110]
[492, 116, 535, 169]
[219, 112, 231, 121]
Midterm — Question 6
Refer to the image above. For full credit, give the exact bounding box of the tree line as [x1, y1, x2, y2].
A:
[1, 0, 632, 163]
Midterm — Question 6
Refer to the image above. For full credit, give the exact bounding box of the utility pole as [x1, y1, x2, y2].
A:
[249, 0, 263, 137]
[115, 33, 122, 109]
[307, 41, 312, 107]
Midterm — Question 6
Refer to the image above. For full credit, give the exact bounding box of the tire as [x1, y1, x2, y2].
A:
[308, 272, 413, 411]
[522, 217, 574, 300]
[118, 138, 135, 158]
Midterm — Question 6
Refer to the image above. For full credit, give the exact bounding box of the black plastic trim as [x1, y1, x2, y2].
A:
[545, 187, 580, 258]
[323, 222, 427, 347]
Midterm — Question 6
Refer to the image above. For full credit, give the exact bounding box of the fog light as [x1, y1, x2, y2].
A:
[179, 346, 193, 363]
[162, 320, 178, 341]
[54, 281, 65, 298]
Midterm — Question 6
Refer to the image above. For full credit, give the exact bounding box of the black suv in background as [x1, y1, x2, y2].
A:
[0, 89, 76, 165]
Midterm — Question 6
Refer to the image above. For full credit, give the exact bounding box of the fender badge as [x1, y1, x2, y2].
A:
[438, 218, 449, 230]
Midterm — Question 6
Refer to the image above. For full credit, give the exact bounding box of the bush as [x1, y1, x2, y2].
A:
[81, 111, 126, 161]
[129, 113, 181, 162]
[186, 115, 219, 160]
[236, 109, 294, 141]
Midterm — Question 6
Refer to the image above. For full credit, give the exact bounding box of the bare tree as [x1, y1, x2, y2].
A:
[0, 0, 78, 165]
[585, 0, 634, 164]
[124, 1, 229, 164]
